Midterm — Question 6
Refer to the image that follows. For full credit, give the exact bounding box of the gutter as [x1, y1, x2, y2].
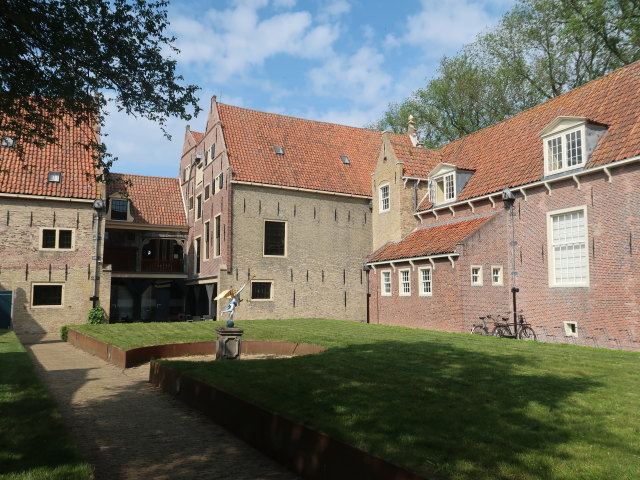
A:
[414, 154, 640, 217]
[0, 192, 94, 203]
[366, 252, 459, 268]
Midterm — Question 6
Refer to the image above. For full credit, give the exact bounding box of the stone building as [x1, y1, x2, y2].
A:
[366, 61, 640, 349]
[0, 114, 111, 333]
[179, 98, 411, 322]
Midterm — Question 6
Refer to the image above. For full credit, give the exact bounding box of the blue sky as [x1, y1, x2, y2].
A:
[103, 0, 514, 178]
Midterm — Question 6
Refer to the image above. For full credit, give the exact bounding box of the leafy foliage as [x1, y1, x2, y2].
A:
[0, 0, 200, 173]
[87, 306, 106, 325]
[374, 0, 640, 146]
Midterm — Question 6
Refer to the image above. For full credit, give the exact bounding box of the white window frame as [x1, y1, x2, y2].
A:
[381, 270, 392, 296]
[250, 280, 274, 301]
[563, 321, 578, 337]
[547, 206, 589, 287]
[195, 194, 202, 220]
[419, 267, 432, 296]
[543, 125, 586, 176]
[31, 283, 64, 308]
[491, 265, 503, 286]
[195, 163, 203, 185]
[39, 228, 75, 251]
[471, 266, 483, 286]
[263, 220, 287, 258]
[379, 183, 390, 212]
[430, 172, 456, 205]
[399, 269, 411, 296]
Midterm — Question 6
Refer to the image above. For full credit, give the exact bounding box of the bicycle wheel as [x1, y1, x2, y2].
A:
[518, 326, 537, 341]
[471, 325, 488, 335]
[492, 325, 508, 337]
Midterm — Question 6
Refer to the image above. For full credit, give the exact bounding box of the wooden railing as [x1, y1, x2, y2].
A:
[141, 259, 184, 273]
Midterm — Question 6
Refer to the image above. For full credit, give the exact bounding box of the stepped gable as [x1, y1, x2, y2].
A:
[217, 104, 412, 197]
[416, 61, 640, 211]
[0, 113, 98, 199]
[368, 215, 495, 263]
[107, 173, 186, 227]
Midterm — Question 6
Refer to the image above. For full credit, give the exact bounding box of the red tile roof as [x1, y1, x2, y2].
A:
[391, 141, 441, 178]
[190, 130, 204, 144]
[368, 215, 495, 263]
[410, 61, 640, 211]
[107, 173, 186, 227]
[0, 114, 98, 199]
[217, 104, 412, 197]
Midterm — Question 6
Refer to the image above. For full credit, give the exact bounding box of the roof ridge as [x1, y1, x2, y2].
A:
[110, 172, 179, 181]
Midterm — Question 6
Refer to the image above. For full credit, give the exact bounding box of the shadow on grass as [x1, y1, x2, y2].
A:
[164, 338, 618, 480]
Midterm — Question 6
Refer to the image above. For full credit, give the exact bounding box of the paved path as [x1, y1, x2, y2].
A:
[20, 334, 299, 480]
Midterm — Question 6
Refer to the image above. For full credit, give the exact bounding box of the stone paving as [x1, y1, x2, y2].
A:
[20, 334, 299, 480]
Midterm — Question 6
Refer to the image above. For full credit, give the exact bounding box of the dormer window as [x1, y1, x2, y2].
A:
[110, 199, 129, 221]
[48, 171, 62, 183]
[428, 163, 458, 206]
[1, 136, 15, 148]
[274, 145, 284, 155]
[539, 117, 606, 176]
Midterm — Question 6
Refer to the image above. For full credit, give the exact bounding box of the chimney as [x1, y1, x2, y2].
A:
[407, 115, 418, 146]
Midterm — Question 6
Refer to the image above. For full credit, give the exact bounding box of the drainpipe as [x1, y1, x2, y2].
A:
[91, 198, 106, 308]
[363, 264, 371, 324]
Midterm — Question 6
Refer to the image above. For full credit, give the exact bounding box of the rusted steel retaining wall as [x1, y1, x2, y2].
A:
[149, 361, 428, 480]
[66, 328, 326, 368]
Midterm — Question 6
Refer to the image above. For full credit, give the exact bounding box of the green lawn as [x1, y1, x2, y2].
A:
[0, 330, 92, 479]
[71, 319, 640, 480]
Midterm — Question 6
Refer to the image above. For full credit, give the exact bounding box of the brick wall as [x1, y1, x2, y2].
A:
[0, 197, 109, 333]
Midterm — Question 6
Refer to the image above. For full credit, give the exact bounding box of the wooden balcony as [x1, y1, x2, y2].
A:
[141, 259, 184, 273]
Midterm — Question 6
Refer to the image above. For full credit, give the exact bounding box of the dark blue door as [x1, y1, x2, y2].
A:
[0, 291, 12, 329]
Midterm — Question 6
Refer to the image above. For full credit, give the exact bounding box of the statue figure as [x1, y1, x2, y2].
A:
[216, 280, 248, 327]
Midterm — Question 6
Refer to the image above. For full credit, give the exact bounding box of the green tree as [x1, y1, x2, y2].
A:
[0, 0, 200, 172]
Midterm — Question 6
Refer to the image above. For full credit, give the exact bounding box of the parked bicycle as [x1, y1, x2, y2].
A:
[492, 313, 537, 341]
[471, 315, 491, 335]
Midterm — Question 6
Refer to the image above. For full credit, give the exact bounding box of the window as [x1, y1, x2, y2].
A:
[204, 221, 210, 260]
[273, 145, 284, 155]
[196, 195, 202, 219]
[204, 185, 210, 200]
[431, 173, 455, 205]
[48, 171, 61, 183]
[111, 199, 128, 220]
[188, 196, 194, 210]
[213, 173, 223, 194]
[379, 184, 390, 212]
[32, 284, 63, 306]
[41, 229, 73, 250]
[218, 172, 224, 191]
[381, 270, 392, 296]
[471, 266, 483, 286]
[264, 220, 286, 256]
[195, 164, 203, 185]
[251, 281, 273, 300]
[548, 207, 588, 286]
[1, 136, 15, 148]
[564, 321, 578, 337]
[340, 155, 350, 164]
[545, 128, 584, 174]
[194, 238, 201, 274]
[209, 144, 215, 161]
[399, 269, 411, 296]
[491, 266, 503, 286]
[183, 165, 191, 182]
[419, 267, 432, 296]
[214, 214, 221, 257]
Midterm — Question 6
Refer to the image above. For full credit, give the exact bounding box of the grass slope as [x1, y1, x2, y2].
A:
[74, 319, 640, 480]
[0, 330, 92, 480]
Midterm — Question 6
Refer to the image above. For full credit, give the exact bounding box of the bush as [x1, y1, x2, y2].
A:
[87, 306, 106, 325]
[60, 325, 68, 341]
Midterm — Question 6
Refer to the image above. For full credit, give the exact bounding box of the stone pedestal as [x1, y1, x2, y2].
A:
[215, 327, 244, 360]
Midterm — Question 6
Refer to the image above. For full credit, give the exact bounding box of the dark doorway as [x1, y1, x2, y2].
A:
[0, 291, 12, 329]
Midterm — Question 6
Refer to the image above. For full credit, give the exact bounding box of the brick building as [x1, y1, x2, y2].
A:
[0, 113, 111, 333]
[367, 62, 640, 350]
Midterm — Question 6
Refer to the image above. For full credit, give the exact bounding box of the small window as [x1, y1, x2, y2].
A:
[471, 266, 483, 286]
[32, 284, 63, 306]
[379, 184, 390, 212]
[274, 145, 284, 155]
[399, 269, 411, 296]
[195, 163, 203, 185]
[264, 220, 286, 256]
[48, 171, 62, 183]
[1, 136, 15, 148]
[491, 266, 503, 286]
[183, 166, 190, 182]
[111, 199, 128, 220]
[41, 229, 73, 250]
[194, 238, 201, 274]
[204, 185, 210, 200]
[189, 196, 194, 210]
[340, 155, 350, 164]
[563, 321, 578, 337]
[214, 214, 221, 257]
[204, 221, 210, 260]
[196, 195, 202, 219]
[209, 144, 216, 160]
[419, 267, 432, 296]
[218, 172, 224, 190]
[251, 281, 273, 300]
[381, 270, 392, 296]
[545, 128, 585, 175]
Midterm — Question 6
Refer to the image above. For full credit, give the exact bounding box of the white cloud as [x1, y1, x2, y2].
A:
[171, 2, 340, 82]
[308, 47, 391, 105]
[386, 0, 509, 55]
[272, 0, 296, 8]
[318, 0, 351, 21]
